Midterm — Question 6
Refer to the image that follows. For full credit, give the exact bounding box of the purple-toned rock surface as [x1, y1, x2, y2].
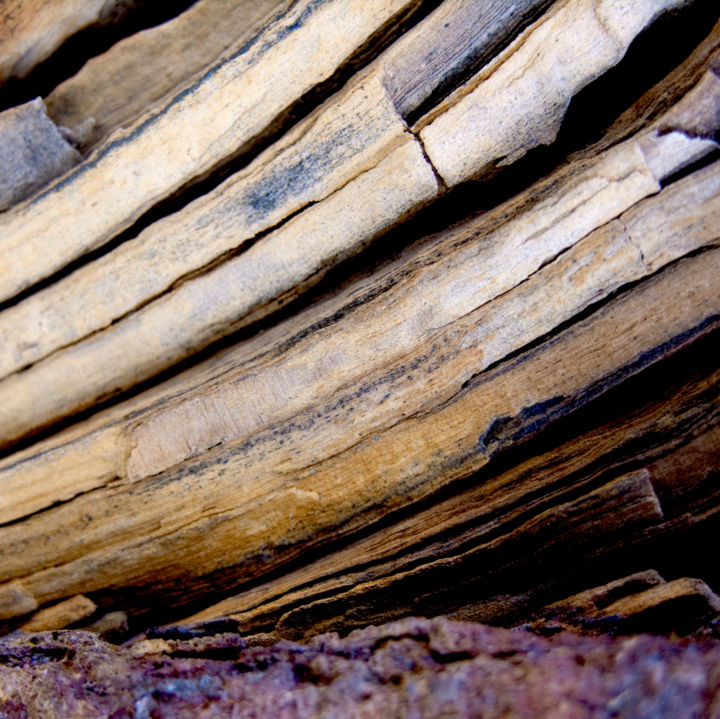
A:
[2, 617, 720, 717]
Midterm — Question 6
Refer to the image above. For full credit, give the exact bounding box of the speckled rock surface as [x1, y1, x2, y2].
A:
[0, 98, 80, 212]
[2, 617, 720, 717]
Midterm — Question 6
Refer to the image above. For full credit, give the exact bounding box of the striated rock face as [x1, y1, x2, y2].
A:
[1, 4, 720, 715]
[2, 617, 720, 718]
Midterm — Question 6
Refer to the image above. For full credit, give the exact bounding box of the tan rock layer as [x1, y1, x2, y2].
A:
[183, 341, 719, 637]
[20, 594, 96, 633]
[0, 217, 717, 622]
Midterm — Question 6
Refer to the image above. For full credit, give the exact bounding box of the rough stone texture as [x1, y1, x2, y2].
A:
[0, 98, 80, 211]
[2, 617, 720, 717]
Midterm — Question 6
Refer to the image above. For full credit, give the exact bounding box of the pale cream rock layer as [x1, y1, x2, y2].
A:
[0, 74, 409, 377]
[0, 137, 438, 447]
[0, 0, 554, 379]
[418, 0, 687, 186]
[0, 0, 422, 302]
[46, 0, 289, 150]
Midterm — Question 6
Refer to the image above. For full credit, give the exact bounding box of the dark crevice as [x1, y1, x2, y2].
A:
[0, 0, 201, 113]
[145, 618, 242, 640]
[0, 645, 75, 667]
[555, 0, 720, 150]
[409, 128, 448, 192]
[591, 578, 664, 611]
[430, 650, 476, 664]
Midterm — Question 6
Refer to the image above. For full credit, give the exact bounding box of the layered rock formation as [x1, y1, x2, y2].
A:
[0, 0, 719, 712]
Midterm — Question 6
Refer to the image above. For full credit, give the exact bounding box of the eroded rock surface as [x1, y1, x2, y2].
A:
[1, 617, 720, 717]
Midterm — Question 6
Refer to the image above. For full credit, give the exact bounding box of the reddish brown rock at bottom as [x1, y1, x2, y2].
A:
[1, 617, 720, 718]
